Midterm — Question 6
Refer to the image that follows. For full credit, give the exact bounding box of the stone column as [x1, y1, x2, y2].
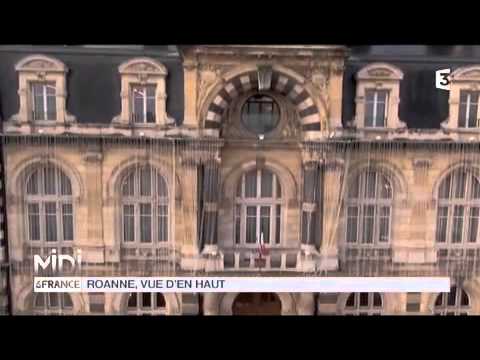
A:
[296, 293, 315, 315]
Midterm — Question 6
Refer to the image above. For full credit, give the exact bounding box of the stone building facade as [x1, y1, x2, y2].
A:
[1, 45, 480, 315]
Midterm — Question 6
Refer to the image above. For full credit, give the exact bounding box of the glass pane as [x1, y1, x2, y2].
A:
[246, 206, 257, 244]
[346, 206, 358, 243]
[128, 293, 137, 308]
[235, 205, 241, 244]
[140, 167, 152, 196]
[362, 205, 375, 244]
[359, 293, 369, 307]
[146, 97, 156, 123]
[348, 175, 360, 198]
[346, 293, 355, 308]
[439, 174, 452, 199]
[365, 171, 377, 198]
[157, 174, 168, 197]
[447, 287, 457, 306]
[436, 207, 448, 243]
[142, 293, 152, 308]
[275, 205, 281, 244]
[452, 206, 464, 243]
[43, 167, 57, 195]
[379, 207, 390, 243]
[276, 177, 282, 198]
[34, 293, 45, 308]
[468, 207, 479, 243]
[245, 171, 257, 198]
[140, 204, 152, 243]
[27, 170, 39, 195]
[122, 172, 135, 196]
[379, 175, 392, 198]
[454, 171, 466, 198]
[260, 206, 270, 244]
[373, 293, 382, 307]
[63, 293, 73, 308]
[435, 294, 443, 307]
[46, 92, 56, 120]
[261, 170, 273, 198]
[62, 204, 74, 241]
[461, 289, 469, 306]
[158, 205, 168, 242]
[45, 202, 57, 242]
[376, 100, 386, 127]
[59, 172, 72, 196]
[28, 203, 40, 241]
[123, 205, 135, 242]
[156, 293, 166, 308]
[241, 95, 280, 134]
[49, 293, 59, 308]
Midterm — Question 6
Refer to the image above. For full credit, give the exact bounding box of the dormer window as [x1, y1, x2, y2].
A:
[354, 63, 404, 130]
[365, 89, 388, 128]
[31, 82, 57, 121]
[131, 84, 156, 123]
[459, 90, 480, 128]
[447, 65, 480, 132]
[9, 54, 74, 126]
[114, 58, 174, 127]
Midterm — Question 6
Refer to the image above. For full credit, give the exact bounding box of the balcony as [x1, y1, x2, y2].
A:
[221, 247, 301, 272]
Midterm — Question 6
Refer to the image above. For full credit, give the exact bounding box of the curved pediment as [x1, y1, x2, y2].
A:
[118, 57, 168, 76]
[451, 65, 480, 81]
[15, 54, 67, 73]
[357, 62, 404, 81]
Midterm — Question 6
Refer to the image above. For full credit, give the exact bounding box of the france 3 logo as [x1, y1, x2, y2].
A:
[436, 68, 451, 91]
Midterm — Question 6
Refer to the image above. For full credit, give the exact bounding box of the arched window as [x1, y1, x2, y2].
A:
[344, 292, 383, 315]
[345, 169, 393, 245]
[235, 168, 282, 245]
[436, 168, 480, 245]
[434, 286, 470, 315]
[127, 292, 166, 315]
[32, 292, 73, 315]
[25, 165, 74, 246]
[120, 165, 169, 247]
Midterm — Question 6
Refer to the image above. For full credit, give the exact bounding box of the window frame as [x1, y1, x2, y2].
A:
[435, 168, 480, 247]
[130, 84, 157, 124]
[234, 168, 283, 247]
[344, 169, 393, 247]
[433, 286, 470, 315]
[240, 94, 281, 135]
[120, 165, 170, 248]
[24, 165, 75, 247]
[126, 292, 167, 315]
[30, 81, 57, 121]
[364, 89, 389, 128]
[458, 90, 480, 129]
[32, 292, 74, 315]
[343, 292, 384, 315]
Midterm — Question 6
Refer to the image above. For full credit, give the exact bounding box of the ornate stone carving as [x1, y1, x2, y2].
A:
[367, 68, 393, 77]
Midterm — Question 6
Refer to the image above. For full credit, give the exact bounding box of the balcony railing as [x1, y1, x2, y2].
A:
[221, 247, 300, 271]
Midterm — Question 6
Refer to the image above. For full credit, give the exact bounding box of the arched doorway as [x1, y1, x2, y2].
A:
[232, 293, 282, 315]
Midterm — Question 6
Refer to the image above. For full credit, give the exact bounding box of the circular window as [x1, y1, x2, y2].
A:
[241, 94, 280, 134]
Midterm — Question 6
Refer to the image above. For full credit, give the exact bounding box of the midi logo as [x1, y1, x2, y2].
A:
[33, 248, 82, 274]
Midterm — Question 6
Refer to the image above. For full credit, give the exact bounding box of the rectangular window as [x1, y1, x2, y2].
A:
[123, 205, 135, 242]
[362, 205, 375, 244]
[62, 204, 74, 241]
[365, 89, 388, 127]
[378, 206, 390, 243]
[157, 205, 168, 242]
[436, 207, 448, 243]
[346, 206, 359, 243]
[132, 85, 156, 123]
[459, 90, 480, 128]
[246, 206, 257, 244]
[28, 203, 40, 241]
[452, 206, 465, 243]
[260, 206, 271, 244]
[468, 207, 479, 243]
[44, 202, 57, 242]
[140, 204, 152, 243]
[142, 293, 152, 308]
[31, 82, 56, 121]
